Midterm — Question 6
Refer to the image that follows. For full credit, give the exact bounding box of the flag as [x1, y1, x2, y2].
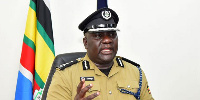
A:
[97, 0, 108, 10]
[15, 0, 55, 100]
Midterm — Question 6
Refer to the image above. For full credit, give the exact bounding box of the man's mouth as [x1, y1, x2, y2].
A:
[101, 48, 113, 55]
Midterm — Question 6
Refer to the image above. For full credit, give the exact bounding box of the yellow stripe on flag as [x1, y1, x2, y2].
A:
[35, 29, 55, 83]
[24, 7, 36, 44]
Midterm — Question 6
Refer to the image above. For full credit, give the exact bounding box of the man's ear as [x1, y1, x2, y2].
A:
[83, 37, 88, 49]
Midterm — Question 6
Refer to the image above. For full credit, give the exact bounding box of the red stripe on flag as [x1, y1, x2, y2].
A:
[20, 42, 35, 74]
[33, 78, 40, 92]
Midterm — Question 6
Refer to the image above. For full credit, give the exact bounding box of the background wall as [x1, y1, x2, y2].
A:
[0, 0, 200, 99]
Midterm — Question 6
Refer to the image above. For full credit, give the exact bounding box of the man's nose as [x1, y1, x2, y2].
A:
[101, 35, 112, 44]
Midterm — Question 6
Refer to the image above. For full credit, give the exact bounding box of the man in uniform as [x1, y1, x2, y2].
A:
[46, 7, 154, 100]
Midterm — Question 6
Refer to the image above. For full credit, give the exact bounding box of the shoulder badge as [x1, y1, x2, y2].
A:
[57, 58, 81, 70]
[147, 85, 151, 94]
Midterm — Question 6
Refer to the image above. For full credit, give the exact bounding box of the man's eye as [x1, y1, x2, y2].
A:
[109, 32, 117, 38]
[93, 33, 102, 39]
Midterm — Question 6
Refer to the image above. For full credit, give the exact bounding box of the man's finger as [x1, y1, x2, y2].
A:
[84, 92, 100, 100]
[77, 79, 85, 94]
[79, 84, 93, 98]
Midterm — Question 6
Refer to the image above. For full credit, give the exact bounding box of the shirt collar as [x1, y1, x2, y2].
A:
[82, 54, 124, 69]
[82, 54, 124, 77]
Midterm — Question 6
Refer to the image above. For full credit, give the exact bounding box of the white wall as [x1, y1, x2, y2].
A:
[0, 0, 200, 99]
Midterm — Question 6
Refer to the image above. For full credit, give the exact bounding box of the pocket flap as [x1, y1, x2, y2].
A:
[85, 81, 100, 92]
[117, 80, 139, 90]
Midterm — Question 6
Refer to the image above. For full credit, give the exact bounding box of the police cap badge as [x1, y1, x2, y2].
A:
[78, 8, 119, 33]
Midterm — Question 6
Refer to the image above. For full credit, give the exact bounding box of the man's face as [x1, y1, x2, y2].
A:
[83, 31, 118, 65]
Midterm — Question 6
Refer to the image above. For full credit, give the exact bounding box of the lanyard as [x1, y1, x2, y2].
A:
[119, 66, 142, 100]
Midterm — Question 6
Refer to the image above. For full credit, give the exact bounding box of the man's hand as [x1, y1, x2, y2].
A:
[74, 79, 100, 100]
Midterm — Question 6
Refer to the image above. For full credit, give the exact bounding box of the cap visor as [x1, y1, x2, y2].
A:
[88, 28, 120, 32]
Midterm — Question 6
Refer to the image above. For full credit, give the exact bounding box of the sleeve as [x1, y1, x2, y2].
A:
[140, 70, 154, 100]
[46, 69, 72, 100]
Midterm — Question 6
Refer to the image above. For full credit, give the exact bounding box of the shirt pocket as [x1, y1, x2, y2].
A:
[117, 80, 139, 95]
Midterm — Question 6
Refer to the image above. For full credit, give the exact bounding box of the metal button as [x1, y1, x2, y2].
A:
[127, 85, 130, 88]
[109, 91, 112, 94]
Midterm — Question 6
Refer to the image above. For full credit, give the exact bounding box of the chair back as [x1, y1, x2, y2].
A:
[42, 52, 86, 100]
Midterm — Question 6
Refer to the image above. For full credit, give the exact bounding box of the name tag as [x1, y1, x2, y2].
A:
[80, 77, 94, 81]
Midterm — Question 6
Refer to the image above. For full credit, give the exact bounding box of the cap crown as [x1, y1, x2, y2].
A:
[78, 8, 119, 32]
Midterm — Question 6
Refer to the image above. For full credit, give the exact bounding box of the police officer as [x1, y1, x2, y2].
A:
[46, 7, 154, 100]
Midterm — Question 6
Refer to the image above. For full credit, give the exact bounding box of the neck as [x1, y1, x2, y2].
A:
[95, 61, 114, 69]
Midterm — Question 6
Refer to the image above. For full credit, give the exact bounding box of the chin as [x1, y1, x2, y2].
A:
[99, 54, 115, 63]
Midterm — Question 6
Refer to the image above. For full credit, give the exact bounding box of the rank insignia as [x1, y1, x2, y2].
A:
[147, 85, 151, 94]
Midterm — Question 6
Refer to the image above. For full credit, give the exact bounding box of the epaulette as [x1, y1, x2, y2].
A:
[57, 58, 82, 70]
[121, 57, 140, 68]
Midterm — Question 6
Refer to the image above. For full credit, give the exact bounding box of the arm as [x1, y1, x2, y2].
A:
[46, 69, 72, 100]
[140, 70, 154, 100]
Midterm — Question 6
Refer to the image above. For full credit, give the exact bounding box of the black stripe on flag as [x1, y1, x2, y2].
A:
[32, 0, 54, 43]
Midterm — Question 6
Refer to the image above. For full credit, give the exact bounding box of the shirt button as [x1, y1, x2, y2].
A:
[88, 89, 91, 92]
[127, 85, 130, 88]
[109, 91, 112, 94]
